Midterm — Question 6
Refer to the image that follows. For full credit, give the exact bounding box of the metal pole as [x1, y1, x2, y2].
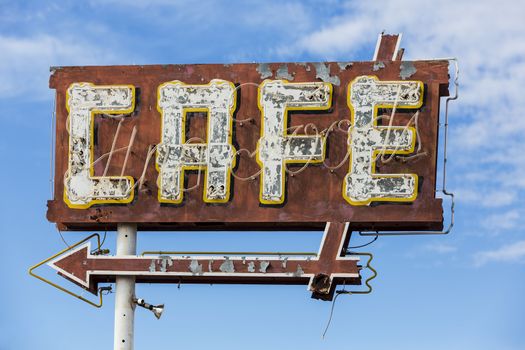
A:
[114, 223, 137, 350]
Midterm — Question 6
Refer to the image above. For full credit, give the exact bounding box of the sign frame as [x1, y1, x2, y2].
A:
[47, 52, 449, 232]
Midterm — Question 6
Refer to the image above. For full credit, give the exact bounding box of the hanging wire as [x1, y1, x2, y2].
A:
[347, 235, 378, 249]
[57, 228, 71, 248]
[91, 231, 108, 255]
[100, 231, 107, 247]
[321, 251, 378, 338]
[322, 291, 346, 339]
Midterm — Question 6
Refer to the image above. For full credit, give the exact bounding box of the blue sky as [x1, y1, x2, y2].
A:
[1, 0, 524, 349]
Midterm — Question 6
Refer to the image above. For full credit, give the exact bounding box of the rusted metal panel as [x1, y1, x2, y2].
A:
[49, 222, 361, 300]
[48, 60, 449, 231]
[374, 33, 403, 61]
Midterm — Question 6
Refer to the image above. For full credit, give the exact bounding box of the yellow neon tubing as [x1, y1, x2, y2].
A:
[338, 252, 377, 295]
[28, 233, 105, 308]
[141, 250, 318, 257]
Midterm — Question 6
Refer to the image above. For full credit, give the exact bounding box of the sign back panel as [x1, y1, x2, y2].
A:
[47, 60, 449, 231]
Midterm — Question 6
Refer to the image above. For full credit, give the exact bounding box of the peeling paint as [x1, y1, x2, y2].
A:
[293, 264, 304, 277]
[247, 261, 255, 272]
[259, 261, 270, 273]
[276, 64, 294, 80]
[219, 257, 235, 273]
[64, 83, 134, 207]
[257, 80, 331, 203]
[344, 76, 422, 204]
[281, 257, 288, 269]
[297, 62, 311, 71]
[159, 256, 173, 272]
[49, 66, 63, 73]
[373, 61, 385, 71]
[208, 259, 214, 272]
[189, 259, 202, 274]
[157, 79, 236, 203]
[400, 61, 417, 80]
[313, 62, 340, 86]
[149, 259, 156, 273]
[337, 62, 353, 71]
[256, 63, 272, 79]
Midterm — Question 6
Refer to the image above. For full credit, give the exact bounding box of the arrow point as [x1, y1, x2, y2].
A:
[48, 243, 91, 289]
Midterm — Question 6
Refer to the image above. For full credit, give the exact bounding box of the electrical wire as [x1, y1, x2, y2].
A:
[49, 91, 56, 198]
[57, 229, 71, 248]
[91, 231, 107, 254]
[322, 291, 347, 339]
[347, 235, 378, 249]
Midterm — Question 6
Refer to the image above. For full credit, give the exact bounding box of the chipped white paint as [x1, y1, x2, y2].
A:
[64, 83, 135, 209]
[343, 76, 423, 205]
[313, 62, 340, 86]
[156, 79, 237, 203]
[276, 64, 294, 80]
[256, 63, 272, 79]
[63, 77, 425, 208]
[256, 80, 332, 204]
[47, 223, 359, 293]
[189, 260, 203, 274]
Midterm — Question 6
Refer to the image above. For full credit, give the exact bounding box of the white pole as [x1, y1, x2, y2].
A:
[114, 223, 137, 350]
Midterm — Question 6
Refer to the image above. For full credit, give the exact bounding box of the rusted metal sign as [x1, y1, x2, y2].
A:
[47, 46, 449, 232]
[48, 222, 361, 300]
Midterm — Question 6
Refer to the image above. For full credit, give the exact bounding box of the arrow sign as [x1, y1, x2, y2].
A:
[48, 223, 362, 300]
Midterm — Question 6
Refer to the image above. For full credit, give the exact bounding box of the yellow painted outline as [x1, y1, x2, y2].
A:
[256, 79, 333, 205]
[342, 75, 423, 206]
[64, 83, 136, 209]
[156, 80, 237, 204]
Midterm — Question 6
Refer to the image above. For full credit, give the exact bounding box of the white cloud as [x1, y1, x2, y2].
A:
[473, 240, 525, 267]
[0, 34, 119, 100]
[291, 17, 372, 59]
[403, 241, 458, 261]
[455, 188, 517, 208]
[423, 242, 457, 254]
[481, 210, 521, 232]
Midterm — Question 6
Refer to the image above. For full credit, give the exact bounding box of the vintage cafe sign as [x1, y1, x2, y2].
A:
[47, 61, 448, 231]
